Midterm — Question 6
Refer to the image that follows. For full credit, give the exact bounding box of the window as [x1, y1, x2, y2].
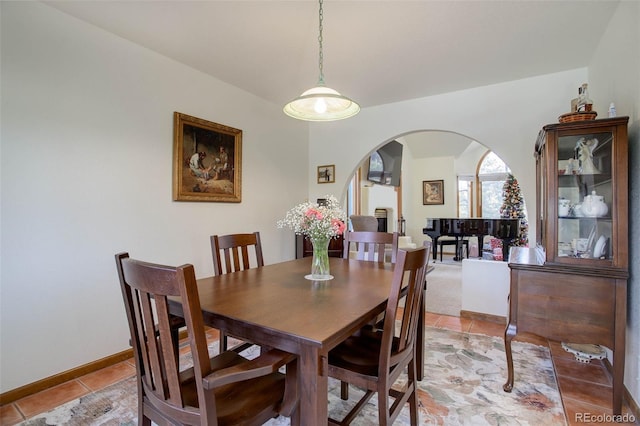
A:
[457, 176, 473, 218]
[478, 152, 510, 218]
[457, 151, 510, 218]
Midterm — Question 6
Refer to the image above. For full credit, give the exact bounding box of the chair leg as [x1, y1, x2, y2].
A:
[340, 381, 349, 400]
[219, 332, 227, 353]
[408, 358, 419, 426]
[378, 386, 390, 426]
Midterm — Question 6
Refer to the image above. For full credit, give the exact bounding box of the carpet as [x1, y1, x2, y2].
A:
[19, 327, 566, 425]
[425, 262, 462, 317]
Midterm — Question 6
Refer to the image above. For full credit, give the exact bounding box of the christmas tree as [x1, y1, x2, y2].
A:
[500, 174, 529, 246]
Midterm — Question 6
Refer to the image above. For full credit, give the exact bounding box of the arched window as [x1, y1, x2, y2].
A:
[457, 151, 511, 218]
[478, 152, 511, 218]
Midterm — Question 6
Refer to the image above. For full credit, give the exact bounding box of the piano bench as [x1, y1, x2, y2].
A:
[439, 239, 469, 261]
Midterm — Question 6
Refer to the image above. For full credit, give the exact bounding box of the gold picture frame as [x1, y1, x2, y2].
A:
[317, 164, 335, 184]
[173, 112, 242, 202]
[423, 180, 444, 205]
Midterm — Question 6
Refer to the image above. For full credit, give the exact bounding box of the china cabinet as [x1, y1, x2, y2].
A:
[537, 116, 629, 266]
[504, 117, 629, 415]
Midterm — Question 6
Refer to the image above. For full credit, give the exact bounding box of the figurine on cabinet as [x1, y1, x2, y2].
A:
[576, 137, 600, 174]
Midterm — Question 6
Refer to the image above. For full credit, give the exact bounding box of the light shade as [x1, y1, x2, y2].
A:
[283, 85, 360, 122]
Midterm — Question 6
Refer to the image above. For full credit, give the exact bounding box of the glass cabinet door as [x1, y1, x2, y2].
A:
[556, 130, 613, 261]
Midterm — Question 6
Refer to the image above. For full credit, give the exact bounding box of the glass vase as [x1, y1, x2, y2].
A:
[306, 236, 333, 281]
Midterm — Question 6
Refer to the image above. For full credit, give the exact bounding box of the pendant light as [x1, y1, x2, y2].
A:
[283, 0, 360, 121]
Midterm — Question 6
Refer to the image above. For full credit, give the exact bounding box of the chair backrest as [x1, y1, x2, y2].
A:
[379, 242, 431, 374]
[342, 231, 399, 264]
[115, 252, 216, 424]
[210, 232, 264, 275]
[349, 215, 379, 232]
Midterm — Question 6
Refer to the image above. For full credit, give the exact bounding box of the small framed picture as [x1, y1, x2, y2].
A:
[317, 165, 335, 184]
[423, 180, 444, 205]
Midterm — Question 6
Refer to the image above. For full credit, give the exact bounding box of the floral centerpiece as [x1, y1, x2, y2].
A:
[277, 195, 346, 280]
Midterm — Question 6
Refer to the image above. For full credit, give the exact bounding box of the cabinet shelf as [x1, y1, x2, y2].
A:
[557, 173, 611, 187]
[558, 216, 612, 221]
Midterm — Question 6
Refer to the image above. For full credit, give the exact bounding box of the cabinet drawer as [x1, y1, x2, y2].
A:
[513, 269, 615, 345]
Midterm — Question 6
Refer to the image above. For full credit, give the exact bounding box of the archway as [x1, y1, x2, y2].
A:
[344, 130, 525, 249]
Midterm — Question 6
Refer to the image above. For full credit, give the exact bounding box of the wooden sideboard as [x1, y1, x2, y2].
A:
[295, 234, 344, 259]
[504, 247, 627, 414]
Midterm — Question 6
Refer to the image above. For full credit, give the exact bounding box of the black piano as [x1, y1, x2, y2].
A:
[423, 218, 519, 262]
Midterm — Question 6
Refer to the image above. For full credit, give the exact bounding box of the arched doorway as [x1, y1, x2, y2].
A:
[345, 130, 526, 248]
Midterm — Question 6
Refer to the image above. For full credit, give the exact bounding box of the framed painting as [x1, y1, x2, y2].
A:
[423, 180, 444, 205]
[173, 112, 242, 202]
[317, 164, 335, 184]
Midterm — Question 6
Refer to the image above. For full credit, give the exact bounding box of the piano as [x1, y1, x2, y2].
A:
[423, 218, 519, 262]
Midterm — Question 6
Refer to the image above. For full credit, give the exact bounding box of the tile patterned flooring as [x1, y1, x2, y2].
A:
[1, 314, 637, 425]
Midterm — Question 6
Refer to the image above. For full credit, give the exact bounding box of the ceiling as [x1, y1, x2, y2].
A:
[401, 131, 481, 158]
[43, 1, 619, 159]
[45, 0, 618, 110]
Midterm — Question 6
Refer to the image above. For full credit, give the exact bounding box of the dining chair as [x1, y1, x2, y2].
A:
[210, 232, 264, 275]
[349, 215, 379, 232]
[210, 232, 264, 353]
[342, 230, 400, 362]
[327, 246, 431, 426]
[341, 230, 401, 396]
[342, 231, 399, 264]
[115, 252, 298, 426]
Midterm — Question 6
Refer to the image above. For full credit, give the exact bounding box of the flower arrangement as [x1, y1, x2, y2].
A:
[278, 195, 346, 280]
[277, 195, 347, 242]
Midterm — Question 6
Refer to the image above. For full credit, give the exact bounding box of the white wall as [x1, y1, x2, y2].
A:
[455, 142, 489, 176]
[588, 0, 640, 408]
[0, 2, 308, 391]
[361, 184, 397, 231]
[461, 259, 510, 318]
[410, 156, 458, 245]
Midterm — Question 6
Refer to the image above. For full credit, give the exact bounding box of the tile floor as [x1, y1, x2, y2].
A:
[1, 314, 637, 425]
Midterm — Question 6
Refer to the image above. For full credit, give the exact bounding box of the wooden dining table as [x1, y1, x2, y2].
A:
[167, 256, 425, 425]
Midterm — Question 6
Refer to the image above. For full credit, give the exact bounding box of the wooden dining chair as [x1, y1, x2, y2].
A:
[210, 232, 264, 353]
[327, 246, 431, 426]
[342, 230, 401, 357]
[115, 252, 298, 426]
[342, 231, 399, 264]
[211, 232, 264, 275]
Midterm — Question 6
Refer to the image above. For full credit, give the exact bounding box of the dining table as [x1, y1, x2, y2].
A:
[167, 256, 425, 425]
